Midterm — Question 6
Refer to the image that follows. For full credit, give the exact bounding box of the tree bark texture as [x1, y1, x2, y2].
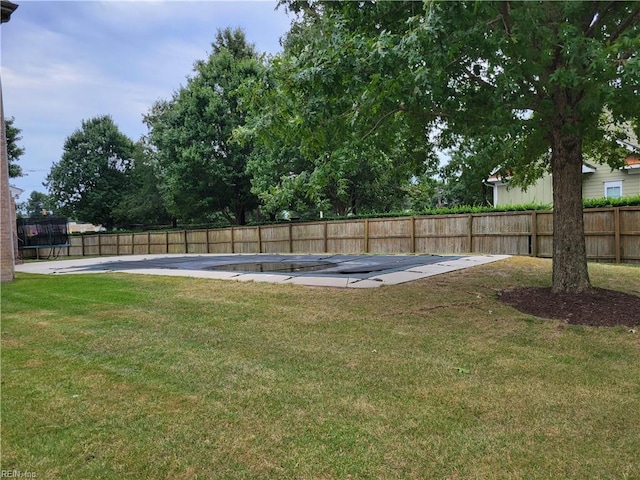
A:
[550, 127, 592, 294]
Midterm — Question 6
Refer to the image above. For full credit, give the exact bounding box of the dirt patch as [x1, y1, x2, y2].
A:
[499, 287, 640, 328]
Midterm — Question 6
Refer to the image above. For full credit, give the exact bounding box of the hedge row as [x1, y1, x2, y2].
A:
[77, 195, 640, 235]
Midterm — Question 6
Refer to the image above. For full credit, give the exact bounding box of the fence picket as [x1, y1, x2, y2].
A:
[26, 207, 638, 264]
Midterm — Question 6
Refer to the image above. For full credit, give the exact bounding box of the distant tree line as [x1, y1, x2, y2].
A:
[37, 24, 498, 230]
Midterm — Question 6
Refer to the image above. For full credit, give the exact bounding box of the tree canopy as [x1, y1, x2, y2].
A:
[18, 191, 56, 218]
[46, 115, 134, 229]
[144, 28, 262, 225]
[5, 117, 24, 178]
[240, 1, 436, 217]
[273, 0, 639, 292]
[418, 1, 639, 293]
[112, 140, 172, 227]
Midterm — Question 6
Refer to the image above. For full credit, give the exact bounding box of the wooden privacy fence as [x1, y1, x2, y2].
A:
[26, 207, 640, 263]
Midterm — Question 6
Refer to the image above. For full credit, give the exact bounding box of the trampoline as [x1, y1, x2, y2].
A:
[16, 217, 69, 259]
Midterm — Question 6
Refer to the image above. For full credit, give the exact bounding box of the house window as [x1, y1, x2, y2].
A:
[604, 181, 622, 198]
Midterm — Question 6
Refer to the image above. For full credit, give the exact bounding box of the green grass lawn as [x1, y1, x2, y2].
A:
[1, 257, 639, 479]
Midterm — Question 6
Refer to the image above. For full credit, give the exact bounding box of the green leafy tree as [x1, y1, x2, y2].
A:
[113, 141, 172, 227]
[244, 144, 315, 219]
[240, 3, 435, 217]
[144, 28, 262, 225]
[5, 117, 24, 178]
[18, 191, 56, 217]
[417, 1, 639, 293]
[280, 0, 639, 293]
[45, 115, 134, 229]
[438, 144, 497, 208]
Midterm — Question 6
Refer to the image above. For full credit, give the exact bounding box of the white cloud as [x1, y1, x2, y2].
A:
[2, 0, 291, 200]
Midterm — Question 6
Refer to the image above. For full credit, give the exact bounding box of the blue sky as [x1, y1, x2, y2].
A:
[1, 0, 293, 200]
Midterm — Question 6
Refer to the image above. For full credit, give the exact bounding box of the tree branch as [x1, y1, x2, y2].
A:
[501, 1, 513, 38]
[486, 2, 512, 38]
[360, 107, 405, 141]
[464, 67, 496, 90]
[584, 1, 616, 38]
[359, 105, 450, 142]
[608, 7, 640, 43]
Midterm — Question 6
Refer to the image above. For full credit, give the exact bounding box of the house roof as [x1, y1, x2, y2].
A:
[9, 185, 24, 199]
[1, 0, 18, 23]
[622, 155, 640, 171]
[487, 156, 640, 183]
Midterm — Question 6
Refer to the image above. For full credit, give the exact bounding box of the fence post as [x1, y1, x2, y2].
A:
[184, 230, 188, 254]
[257, 225, 262, 253]
[98, 233, 102, 256]
[148, 232, 151, 255]
[467, 214, 473, 253]
[364, 219, 369, 253]
[410, 217, 416, 254]
[614, 207, 621, 264]
[230, 227, 235, 254]
[324, 222, 328, 253]
[288, 223, 293, 253]
[531, 210, 538, 257]
[82, 235, 85, 257]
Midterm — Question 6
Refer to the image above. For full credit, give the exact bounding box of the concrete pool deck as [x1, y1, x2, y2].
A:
[15, 253, 510, 288]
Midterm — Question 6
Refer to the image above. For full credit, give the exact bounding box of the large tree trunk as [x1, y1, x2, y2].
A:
[550, 129, 592, 294]
[236, 206, 246, 226]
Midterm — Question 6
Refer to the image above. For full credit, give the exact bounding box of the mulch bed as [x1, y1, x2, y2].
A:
[499, 287, 640, 328]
